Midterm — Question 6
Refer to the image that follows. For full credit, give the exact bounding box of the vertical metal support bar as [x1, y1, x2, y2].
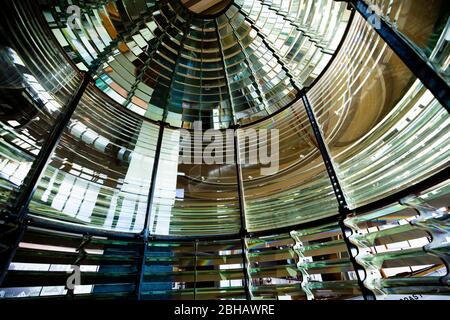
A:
[301, 93, 348, 209]
[11, 73, 91, 221]
[301, 91, 376, 300]
[137, 122, 165, 299]
[350, 0, 450, 112]
[233, 128, 251, 300]
[136, 240, 147, 300]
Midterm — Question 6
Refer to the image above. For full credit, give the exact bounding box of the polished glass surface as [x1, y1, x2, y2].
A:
[40, 0, 349, 129]
[0, 221, 364, 300]
[28, 84, 159, 233]
[142, 239, 246, 299]
[0, 0, 82, 209]
[0, 230, 247, 300]
[0, 0, 449, 302]
[0, 0, 448, 236]
[247, 222, 362, 300]
[181, 0, 233, 17]
[238, 100, 338, 232]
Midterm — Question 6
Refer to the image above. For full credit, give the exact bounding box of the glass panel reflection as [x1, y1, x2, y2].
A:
[238, 100, 338, 233]
[149, 126, 241, 236]
[28, 84, 159, 233]
[0, 227, 140, 299]
[366, 0, 449, 80]
[142, 239, 246, 300]
[345, 179, 450, 300]
[40, 0, 350, 128]
[307, 14, 450, 208]
[248, 222, 363, 300]
[0, 0, 82, 209]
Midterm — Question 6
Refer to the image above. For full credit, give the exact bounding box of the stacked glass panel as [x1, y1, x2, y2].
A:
[345, 179, 450, 300]
[149, 126, 241, 236]
[238, 100, 338, 232]
[0, 0, 82, 209]
[307, 14, 450, 208]
[365, 0, 449, 79]
[0, 227, 141, 299]
[141, 239, 246, 300]
[248, 222, 363, 300]
[28, 84, 159, 233]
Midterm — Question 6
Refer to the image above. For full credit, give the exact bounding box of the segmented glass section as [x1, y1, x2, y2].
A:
[345, 180, 450, 300]
[365, 0, 449, 80]
[238, 99, 338, 233]
[40, 0, 349, 128]
[0, 0, 82, 209]
[28, 84, 159, 233]
[148, 127, 241, 236]
[308, 14, 450, 208]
